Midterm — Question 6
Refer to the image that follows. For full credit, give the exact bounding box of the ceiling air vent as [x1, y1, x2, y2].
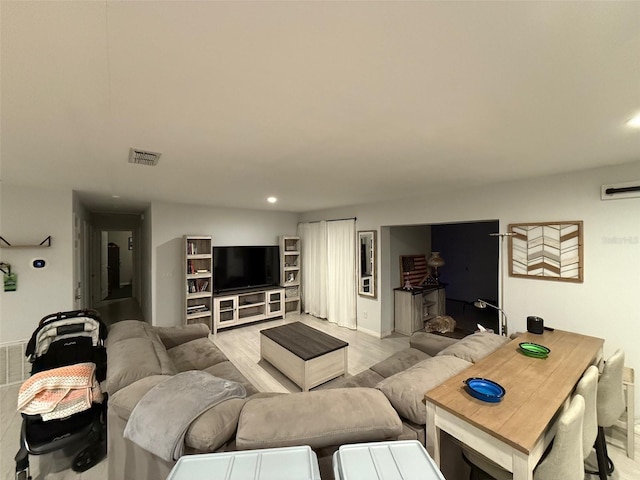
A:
[128, 148, 161, 166]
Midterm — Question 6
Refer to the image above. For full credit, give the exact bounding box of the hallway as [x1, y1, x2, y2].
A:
[94, 297, 145, 327]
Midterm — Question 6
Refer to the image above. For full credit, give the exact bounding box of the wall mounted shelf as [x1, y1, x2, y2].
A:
[0, 236, 51, 248]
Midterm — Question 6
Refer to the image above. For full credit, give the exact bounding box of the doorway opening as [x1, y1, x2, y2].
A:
[387, 220, 500, 334]
[103, 231, 133, 301]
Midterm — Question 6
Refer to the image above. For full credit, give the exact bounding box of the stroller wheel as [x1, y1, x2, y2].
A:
[71, 441, 105, 473]
[15, 470, 31, 480]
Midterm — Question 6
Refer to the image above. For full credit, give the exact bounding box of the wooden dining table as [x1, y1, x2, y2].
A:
[424, 329, 604, 480]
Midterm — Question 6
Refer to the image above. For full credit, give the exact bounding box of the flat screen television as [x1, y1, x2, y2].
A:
[213, 245, 280, 293]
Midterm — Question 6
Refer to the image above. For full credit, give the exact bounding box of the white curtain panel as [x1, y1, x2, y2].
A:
[298, 219, 357, 329]
[326, 220, 357, 329]
[299, 221, 328, 319]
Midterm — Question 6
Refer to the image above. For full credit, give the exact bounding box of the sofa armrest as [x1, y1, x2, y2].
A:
[152, 323, 211, 349]
[409, 332, 459, 357]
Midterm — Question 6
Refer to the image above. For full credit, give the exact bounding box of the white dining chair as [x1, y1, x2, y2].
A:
[462, 394, 585, 480]
[594, 349, 626, 477]
[576, 366, 599, 457]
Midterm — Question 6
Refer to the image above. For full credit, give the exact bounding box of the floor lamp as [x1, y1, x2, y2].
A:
[477, 232, 514, 336]
[474, 299, 508, 337]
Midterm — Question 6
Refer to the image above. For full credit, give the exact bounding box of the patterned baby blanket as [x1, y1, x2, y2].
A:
[17, 362, 102, 421]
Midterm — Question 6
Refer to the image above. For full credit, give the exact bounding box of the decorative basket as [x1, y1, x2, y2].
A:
[285, 287, 298, 298]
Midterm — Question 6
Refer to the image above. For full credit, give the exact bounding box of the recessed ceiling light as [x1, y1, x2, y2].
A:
[626, 114, 640, 128]
[267, 196, 277, 204]
[112, 195, 121, 199]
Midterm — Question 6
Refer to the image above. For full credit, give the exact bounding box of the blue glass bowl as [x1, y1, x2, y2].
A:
[464, 377, 506, 403]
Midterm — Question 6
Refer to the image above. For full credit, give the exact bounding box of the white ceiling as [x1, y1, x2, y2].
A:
[2, 1, 639, 214]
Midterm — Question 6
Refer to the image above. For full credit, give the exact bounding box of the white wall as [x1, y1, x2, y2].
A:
[0, 184, 73, 343]
[150, 201, 299, 327]
[390, 225, 432, 289]
[301, 161, 640, 415]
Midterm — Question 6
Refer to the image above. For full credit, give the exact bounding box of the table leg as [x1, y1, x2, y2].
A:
[512, 450, 534, 480]
[425, 401, 441, 466]
[344, 347, 348, 377]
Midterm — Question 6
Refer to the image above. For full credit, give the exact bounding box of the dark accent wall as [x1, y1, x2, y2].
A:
[431, 221, 499, 304]
[430, 220, 499, 332]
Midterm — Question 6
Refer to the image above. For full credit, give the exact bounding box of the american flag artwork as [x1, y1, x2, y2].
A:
[400, 255, 429, 287]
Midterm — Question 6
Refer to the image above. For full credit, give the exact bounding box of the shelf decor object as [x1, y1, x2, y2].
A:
[508, 221, 583, 283]
[0, 236, 51, 248]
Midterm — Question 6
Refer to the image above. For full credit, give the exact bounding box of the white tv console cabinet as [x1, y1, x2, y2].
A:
[213, 287, 285, 334]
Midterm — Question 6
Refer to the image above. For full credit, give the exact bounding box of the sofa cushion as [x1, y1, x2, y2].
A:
[109, 374, 248, 453]
[106, 337, 177, 394]
[236, 388, 402, 450]
[409, 332, 459, 357]
[370, 348, 431, 378]
[185, 398, 248, 452]
[204, 361, 258, 396]
[109, 375, 172, 420]
[435, 331, 508, 363]
[152, 323, 210, 349]
[322, 369, 385, 389]
[376, 355, 472, 425]
[107, 320, 152, 346]
[167, 337, 228, 372]
[186, 392, 283, 453]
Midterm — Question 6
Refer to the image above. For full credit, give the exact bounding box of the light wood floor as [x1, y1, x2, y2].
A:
[211, 313, 410, 393]
[2, 307, 639, 480]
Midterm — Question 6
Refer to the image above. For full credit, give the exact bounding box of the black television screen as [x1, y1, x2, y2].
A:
[213, 245, 280, 293]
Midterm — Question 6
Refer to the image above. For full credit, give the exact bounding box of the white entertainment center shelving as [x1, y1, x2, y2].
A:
[209, 234, 301, 334]
[213, 288, 284, 334]
[183, 235, 213, 329]
[280, 236, 301, 316]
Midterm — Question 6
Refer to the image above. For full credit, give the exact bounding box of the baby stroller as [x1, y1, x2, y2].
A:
[14, 309, 108, 480]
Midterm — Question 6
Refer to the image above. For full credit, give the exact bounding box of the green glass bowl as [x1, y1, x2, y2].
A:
[519, 342, 550, 358]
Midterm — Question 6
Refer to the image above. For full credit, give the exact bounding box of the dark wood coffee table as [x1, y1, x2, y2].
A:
[260, 322, 349, 391]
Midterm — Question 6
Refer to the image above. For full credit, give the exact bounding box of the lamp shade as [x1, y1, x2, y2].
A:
[427, 252, 445, 268]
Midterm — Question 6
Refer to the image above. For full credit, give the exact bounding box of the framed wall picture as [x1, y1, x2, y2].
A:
[399, 254, 429, 288]
[508, 221, 583, 283]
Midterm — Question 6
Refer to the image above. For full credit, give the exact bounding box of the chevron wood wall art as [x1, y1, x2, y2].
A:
[508, 221, 583, 283]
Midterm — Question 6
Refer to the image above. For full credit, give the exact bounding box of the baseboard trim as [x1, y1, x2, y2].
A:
[357, 325, 387, 338]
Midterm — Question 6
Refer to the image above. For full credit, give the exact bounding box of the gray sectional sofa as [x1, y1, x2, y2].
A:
[105, 320, 508, 479]
[326, 330, 508, 443]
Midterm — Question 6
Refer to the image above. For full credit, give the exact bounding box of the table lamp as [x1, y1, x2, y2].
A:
[426, 252, 445, 283]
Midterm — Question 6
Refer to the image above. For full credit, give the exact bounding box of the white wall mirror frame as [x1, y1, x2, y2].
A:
[357, 230, 377, 299]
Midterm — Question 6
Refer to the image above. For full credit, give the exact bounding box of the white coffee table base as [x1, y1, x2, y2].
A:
[261, 335, 348, 391]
